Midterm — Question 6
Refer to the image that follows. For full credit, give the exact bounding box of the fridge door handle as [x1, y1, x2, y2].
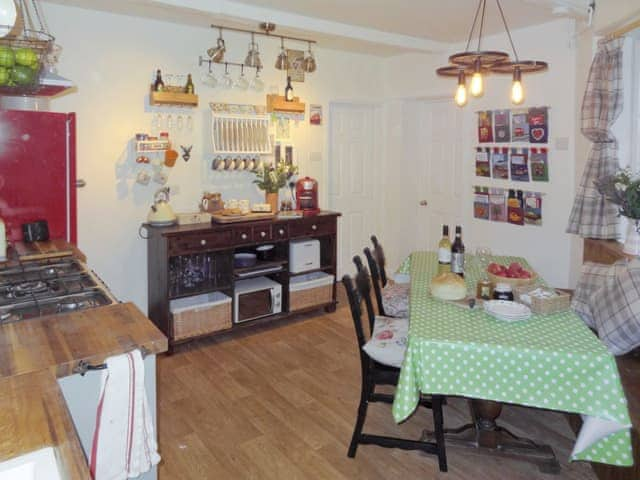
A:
[75, 179, 86, 188]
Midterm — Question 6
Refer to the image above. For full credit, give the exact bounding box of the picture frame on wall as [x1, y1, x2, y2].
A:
[310, 104, 322, 125]
[287, 49, 305, 82]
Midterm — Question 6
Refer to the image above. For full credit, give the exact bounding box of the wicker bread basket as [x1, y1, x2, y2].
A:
[514, 285, 571, 315]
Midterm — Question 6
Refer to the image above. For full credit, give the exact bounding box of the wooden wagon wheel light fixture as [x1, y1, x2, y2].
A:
[436, 0, 548, 106]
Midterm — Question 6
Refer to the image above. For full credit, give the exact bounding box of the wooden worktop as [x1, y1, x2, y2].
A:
[143, 210, 341, 236]
[0, 302, 168, 478]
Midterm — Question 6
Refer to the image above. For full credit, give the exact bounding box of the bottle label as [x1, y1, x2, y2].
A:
[451, 252, 465, 273]
[438, 247, 451, 264]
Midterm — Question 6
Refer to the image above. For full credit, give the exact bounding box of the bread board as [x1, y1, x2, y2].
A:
[13, 239, 74, 261]
[211, 212, 275, 224]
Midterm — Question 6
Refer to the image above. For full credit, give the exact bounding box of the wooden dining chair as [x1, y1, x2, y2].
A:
[342, 258, 447, 472]
[366, 236, 409, 318]
[370, 235, 389, 286]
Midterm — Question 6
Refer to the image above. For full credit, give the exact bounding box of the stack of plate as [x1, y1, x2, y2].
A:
[483, 300, 532, 322]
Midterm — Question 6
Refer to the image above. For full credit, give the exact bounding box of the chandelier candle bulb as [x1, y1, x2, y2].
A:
[511, 67, 524, 105]
[455, 71, 467, 106]
[470, 59, 484, 97]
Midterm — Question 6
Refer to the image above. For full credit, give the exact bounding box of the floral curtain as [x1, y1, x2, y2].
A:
[566, 38, 624, 239]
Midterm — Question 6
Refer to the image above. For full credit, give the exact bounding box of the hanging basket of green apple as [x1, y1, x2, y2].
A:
[0, 0, 54, 94]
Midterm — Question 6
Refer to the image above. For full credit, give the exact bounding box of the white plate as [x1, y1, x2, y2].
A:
[484, 300, 531, 322]
[0, 0, 17, 38]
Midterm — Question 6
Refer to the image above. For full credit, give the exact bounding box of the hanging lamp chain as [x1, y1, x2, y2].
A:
[464, 0, 484, 53]
[477, 0, 487, 52]
[495, 0, 519, 62]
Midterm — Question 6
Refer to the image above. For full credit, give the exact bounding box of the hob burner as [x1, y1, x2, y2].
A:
[13, 281, 49, 296]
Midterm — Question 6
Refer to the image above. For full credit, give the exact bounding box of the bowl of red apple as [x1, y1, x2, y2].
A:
[487, 261, 537, 287]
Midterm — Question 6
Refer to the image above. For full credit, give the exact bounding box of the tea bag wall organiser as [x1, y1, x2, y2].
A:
[472, 106, 549, 227]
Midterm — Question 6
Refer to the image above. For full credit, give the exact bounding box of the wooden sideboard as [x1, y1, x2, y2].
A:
[580, 239, 640, 480]
[145, 211, 340, 347]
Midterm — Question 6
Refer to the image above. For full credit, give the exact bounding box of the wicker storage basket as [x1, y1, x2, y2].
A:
[289, 272, 334, 311]
[514, 285, 571, 315]
[170, 291, 231, 340]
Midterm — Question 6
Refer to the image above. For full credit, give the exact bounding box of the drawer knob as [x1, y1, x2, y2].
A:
[200, 239, 207, 246]
[260, 231, 266, 238]
[312, 224, 317, 231]
[241, 233, 248, 240]
[279, 229, 284, 235]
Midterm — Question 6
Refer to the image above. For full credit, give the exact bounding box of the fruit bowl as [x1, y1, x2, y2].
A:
[487, 271, 537, 287]
[487, 261, 537, 287]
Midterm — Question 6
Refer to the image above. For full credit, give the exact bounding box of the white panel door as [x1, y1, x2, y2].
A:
[329, 103, 379, 277]
[405, 98, 464, 253]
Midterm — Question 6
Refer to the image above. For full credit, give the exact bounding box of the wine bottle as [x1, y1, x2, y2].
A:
[437, 225, 451, 274]
[284, 76, 294, 102]
[451, 225, 465, 278]
[184, 73, 194, 94]
[154, 69, 165, 92]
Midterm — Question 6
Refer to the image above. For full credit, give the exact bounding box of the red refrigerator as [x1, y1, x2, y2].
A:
[0, 109, 77, 243]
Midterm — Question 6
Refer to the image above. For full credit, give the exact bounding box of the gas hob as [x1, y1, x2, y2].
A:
[0, 257, 116, 323]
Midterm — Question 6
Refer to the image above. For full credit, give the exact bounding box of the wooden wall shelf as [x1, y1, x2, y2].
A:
[149, 87, 198, 107]
[266, 94, 305, 114]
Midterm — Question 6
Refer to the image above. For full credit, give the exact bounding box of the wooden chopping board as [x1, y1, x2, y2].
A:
[211, 212, 275, 224]
[13, 239, 75, 261]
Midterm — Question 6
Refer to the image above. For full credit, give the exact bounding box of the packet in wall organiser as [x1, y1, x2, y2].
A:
[510, 148, 530, 182]
[524, 192, 543, 226]
[489, 188, 507, 222]
[478, 111, 493, 143]
[473, 187, 490, 220]
[491, 147, 509, 180]
[475, 147, 491, 177]
[511, 109, 529, 142]
[494, 109, 511, 143]
[530, 148, 549, 182]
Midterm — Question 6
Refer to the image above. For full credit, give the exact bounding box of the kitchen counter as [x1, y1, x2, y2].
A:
[0, 302, 168, 478]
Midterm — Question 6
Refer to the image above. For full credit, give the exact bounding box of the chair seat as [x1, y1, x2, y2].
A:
[363, 316, 408, 368]
[382, 283, 410, 318]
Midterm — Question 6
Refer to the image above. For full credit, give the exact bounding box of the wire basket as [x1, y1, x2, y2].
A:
[0, 28, 53, 94]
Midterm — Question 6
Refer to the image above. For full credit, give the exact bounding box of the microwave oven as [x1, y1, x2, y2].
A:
[234, 276, 282, 324]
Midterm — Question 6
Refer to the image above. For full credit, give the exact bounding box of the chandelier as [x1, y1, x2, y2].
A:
[436, 0, 548, 107]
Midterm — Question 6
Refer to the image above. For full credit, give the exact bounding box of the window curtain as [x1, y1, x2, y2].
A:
[566, 38, 624, 239]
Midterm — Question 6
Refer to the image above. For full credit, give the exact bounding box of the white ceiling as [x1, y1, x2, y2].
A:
[43, 0, 591, 55]
[230, 0, 582, 43]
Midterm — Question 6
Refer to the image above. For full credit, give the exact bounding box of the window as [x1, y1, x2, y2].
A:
[612, 29, 640, 240]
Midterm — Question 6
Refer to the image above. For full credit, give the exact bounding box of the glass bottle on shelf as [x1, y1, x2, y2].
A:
[154, 69, 165, 92]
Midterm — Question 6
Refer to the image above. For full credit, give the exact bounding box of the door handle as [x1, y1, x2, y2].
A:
[75, 179, 87, 188]
[419, 200, 428, 206]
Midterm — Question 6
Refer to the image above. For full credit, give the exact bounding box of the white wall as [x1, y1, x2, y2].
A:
[380, 19, 578, 288]
[42, 2, 384, 312]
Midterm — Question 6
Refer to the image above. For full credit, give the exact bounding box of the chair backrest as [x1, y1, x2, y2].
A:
[352, 255, 377, 331]
[363, 246, 386, 317]
[370, 235, 388, 287]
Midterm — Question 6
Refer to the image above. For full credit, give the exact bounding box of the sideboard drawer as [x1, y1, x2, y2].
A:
[233, 226, 254, 244]
[252, 224, 272, 242]
[273, 223, 289, 241]
[290, 218, 335, 238]
[168, 230, 232, 255]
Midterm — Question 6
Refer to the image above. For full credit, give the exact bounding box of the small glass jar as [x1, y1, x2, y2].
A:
[476, 279, 492, 300]
[493, 283, 514, 301]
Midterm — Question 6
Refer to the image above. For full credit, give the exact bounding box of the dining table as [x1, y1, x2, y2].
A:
[392, 251, 633, 473]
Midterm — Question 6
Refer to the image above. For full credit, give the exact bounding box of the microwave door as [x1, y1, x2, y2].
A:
[237, 289, 272, 322]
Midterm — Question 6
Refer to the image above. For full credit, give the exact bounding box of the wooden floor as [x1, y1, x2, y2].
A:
[157, 300, 597, 480]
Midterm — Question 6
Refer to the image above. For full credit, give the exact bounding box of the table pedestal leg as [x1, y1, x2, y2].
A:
[422, 399, 561, 474]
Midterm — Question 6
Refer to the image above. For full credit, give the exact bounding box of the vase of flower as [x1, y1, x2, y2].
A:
[623, 220, 640, 255]
[265, 192, 279, 214]
[253, 162, 298, 214]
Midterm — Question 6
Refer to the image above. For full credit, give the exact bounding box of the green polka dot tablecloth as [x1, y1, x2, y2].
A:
[392, 252, 633, 466]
